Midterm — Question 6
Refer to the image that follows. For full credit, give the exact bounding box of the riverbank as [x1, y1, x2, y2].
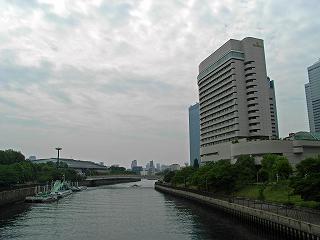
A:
[0, 177, 141, 207]
[155, 182, 320, 239]
[0, 186, 37, 207]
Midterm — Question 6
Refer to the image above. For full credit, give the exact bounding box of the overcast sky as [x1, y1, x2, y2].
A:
[0, 0, 319, 167]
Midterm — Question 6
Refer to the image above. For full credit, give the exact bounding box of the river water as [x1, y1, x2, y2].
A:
[0, 180, 279, 240]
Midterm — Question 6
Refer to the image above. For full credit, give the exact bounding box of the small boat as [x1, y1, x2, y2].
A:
[78, 186, 87, 191]
[71, 186, 81, 192]
[71, 186, 87, 192]
[25, 180, 80, 203]
[56, 189, 73, 198]
[51, 180, 73, 198]
[130, 184, 140, 188]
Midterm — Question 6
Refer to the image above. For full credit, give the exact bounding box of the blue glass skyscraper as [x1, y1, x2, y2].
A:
[305, 60, 320, 133]
[188, 103, 200, 166]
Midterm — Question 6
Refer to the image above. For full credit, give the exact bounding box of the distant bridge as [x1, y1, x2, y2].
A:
[82, 175, 141, 187]
[86, 175, 160, 180]
[83, 175, 160, 187]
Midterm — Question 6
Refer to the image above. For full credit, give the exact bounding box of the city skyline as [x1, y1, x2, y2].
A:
[0, 1, 319, 166]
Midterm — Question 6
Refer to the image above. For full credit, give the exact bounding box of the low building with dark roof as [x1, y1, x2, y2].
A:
[31, 158, 108, 174]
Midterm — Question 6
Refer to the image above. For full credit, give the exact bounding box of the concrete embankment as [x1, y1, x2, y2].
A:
[0, 187, 36, 207]
[155, 184, 320, 239]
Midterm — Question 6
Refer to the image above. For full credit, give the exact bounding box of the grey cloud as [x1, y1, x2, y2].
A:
[99, 2, 133, 26]
[45, 13, 79, 27]
[100, 75, 175, 96]
[0, 59, 53, 88]
[0, 115, 49, 128]
[3, 0, 39, 8]
[8, 27, 33, 37]
[0, 0, 319, 166]
[0, 96, 21, 109]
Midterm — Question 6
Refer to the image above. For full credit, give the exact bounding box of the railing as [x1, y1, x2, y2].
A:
[155, 182, 320, 225]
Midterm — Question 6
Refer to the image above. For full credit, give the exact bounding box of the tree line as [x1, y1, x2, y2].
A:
[163, 154, 320, 202]
[0, 149, 83, 188]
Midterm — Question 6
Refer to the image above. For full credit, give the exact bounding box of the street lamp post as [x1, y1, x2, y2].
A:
[55, 147, 62, 168]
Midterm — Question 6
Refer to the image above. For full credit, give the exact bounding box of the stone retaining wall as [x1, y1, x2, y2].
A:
[0, 187, 36, 207]
[155, 184, 320, 238]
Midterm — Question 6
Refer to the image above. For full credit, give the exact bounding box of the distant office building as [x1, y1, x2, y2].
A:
[197, 37, 279, 163]
[305, 84, 315, 132]
[161, 164, 169, 171]
[269, 79, 279, 138]
[28, 156, 36, 161]
[159, 164, 182, 171]
[149, 160, 154, 170]
[156, 163, 161, 172]
[140, 169, 148, 176]
[189, 103, 201, 166]
[305, 60, 320, 133]
[131, 160, 137, 170]
[145, 163, 150, 170]
[148, 160, 155, 175]
[132, 166, 143, 174]
[169, 164, 181, 171]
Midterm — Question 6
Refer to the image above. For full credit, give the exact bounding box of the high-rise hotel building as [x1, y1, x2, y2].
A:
[197, 37, 279, 162]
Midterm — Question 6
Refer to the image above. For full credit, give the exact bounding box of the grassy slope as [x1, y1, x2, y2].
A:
[235, 183, 319, 208]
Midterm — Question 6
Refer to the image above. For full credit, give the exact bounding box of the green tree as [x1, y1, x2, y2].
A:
[109, 166, 126, 174]
[163, 170, 175, 183]
[272, 156, 292, 180]
[0, 151, 83, 187]
[0, 149, 25, 164]
[190, 162, 214, 189]
[295, 156, 320, 177]
[193, 158, 199, 169]
[234, 155, 257, 186]
[290, 156, 320, 201]
[0, 165, 20, 186]
[172, 167, 195, 186]
[261, 154, 292, 182]
[257, 168, 269, 182]
[261, 154, 278, 181]
[206, 160, 236, 193]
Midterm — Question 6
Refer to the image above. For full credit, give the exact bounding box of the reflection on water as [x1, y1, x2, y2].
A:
[0, 203, 31, 227]
[0, 180, 279, 240]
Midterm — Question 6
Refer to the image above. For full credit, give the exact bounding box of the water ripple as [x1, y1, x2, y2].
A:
[1, 180, 279, 240]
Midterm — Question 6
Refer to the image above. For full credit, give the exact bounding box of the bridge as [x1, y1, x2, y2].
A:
[82, 175, 160, 187]
[82, 175, 141, 187]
